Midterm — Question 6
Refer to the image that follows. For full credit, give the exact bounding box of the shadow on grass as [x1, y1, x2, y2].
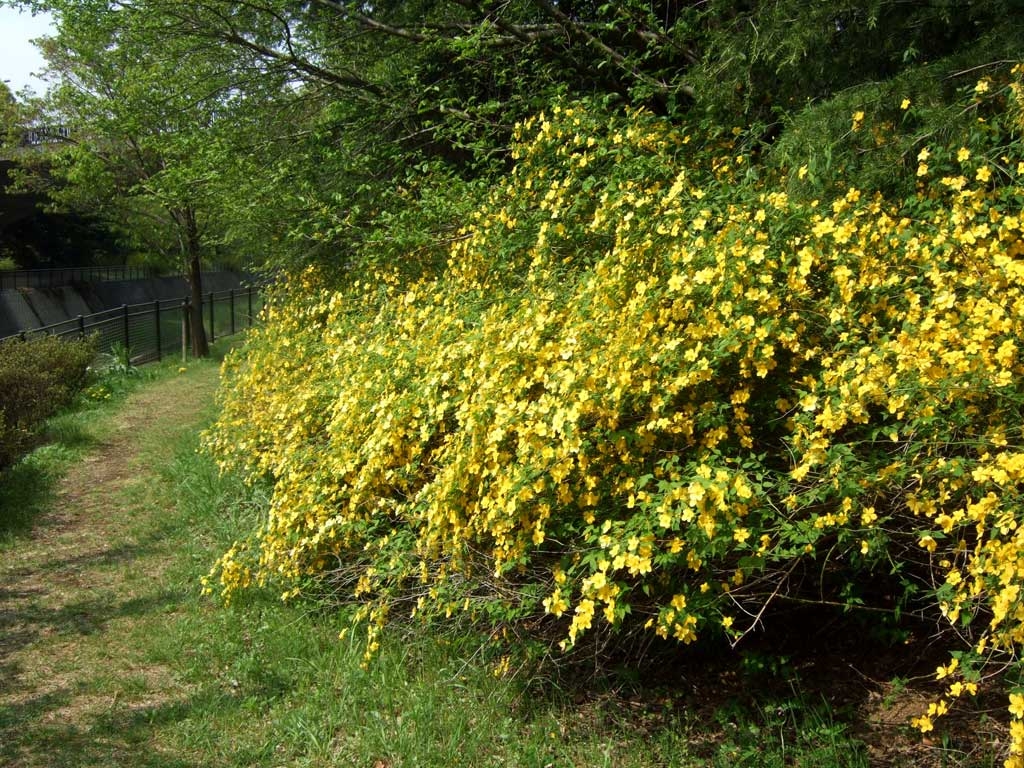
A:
[0, 688, 203, 768]
[1, 509, 205, 583]
[0, 405, 108, 541]
[0, 452, 64, 540]
[0, 354, 258, 767]
[0, 679, 285, 768]
[0, 600, 304, 768]
[0, 588, 230, 768]
[0, 589, 186, 659]
[0, 364, 174, 542]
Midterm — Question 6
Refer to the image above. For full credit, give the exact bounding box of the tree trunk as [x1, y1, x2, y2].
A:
[184, 210, 209, 358]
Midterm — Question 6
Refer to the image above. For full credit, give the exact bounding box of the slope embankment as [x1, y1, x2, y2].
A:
[0, 272, 248, 338]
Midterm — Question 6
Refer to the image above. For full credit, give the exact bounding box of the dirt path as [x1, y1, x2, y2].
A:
[0, 365, 220, 768]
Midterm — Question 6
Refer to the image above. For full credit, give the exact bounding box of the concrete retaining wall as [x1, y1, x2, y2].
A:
[0, 271, 252, 338]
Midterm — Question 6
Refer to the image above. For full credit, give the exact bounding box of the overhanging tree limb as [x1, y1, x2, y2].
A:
[530, 0, 674, 97]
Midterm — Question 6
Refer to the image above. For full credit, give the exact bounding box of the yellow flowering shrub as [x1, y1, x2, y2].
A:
[206, 64, 1024, 763]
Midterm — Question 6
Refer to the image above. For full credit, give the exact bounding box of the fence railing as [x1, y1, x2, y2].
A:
[5, 286, 264, 364]
[0, 266, 157, 290]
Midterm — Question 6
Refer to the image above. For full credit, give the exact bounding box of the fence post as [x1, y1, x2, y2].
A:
[78, 314, 85, 338]
[122, 304, 130, 352]
[182, 300, 189, 361]
[230, 289, 235, 335]
[154, 300, 162, 362]
[248, 286, 253, 327]
[208, 292, 215, 343]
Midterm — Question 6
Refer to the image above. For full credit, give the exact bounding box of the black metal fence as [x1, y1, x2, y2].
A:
[0, 266, 156, 290]
[8, 286, 263, 363]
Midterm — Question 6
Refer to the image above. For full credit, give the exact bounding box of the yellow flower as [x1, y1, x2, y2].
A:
[917, 163, 929, 177]
[957, 147, 971, 163]
[974, 78, 990, 94]
[901, 98, 911, 110]
[1012, 720, 1024, 751]
[543, 588, 568, 617]
[936, 658, 958, 679]
[1010, 693, 1024, 719]
[976, 166, 991, 182]
[912, 715, 934, 733]
[917, 147, 931, 162]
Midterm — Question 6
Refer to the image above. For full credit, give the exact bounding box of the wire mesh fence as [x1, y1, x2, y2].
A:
[6, 285, 264, 364]
[0, 266, 156, 290]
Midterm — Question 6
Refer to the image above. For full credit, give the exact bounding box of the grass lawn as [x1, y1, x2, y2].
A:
[0, 345, 1000, 767]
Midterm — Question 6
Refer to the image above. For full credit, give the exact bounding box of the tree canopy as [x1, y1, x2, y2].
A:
[9, 0, 1022, 282]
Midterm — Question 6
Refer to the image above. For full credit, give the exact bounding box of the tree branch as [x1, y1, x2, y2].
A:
[530, 0, 671, 95]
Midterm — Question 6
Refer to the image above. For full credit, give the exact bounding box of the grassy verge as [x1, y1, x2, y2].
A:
[0, 342, 990, 767]
[137, 438, 878, 768]
[0, 351, 162, 540]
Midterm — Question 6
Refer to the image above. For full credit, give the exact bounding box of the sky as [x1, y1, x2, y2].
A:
[0, 6, 56, 95]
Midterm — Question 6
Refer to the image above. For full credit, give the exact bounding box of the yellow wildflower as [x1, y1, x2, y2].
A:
[1011, 693, 1024, 719]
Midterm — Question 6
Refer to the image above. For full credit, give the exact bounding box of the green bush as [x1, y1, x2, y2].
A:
[205, 64, 1024, 760]
[0, 334, 97, 467]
